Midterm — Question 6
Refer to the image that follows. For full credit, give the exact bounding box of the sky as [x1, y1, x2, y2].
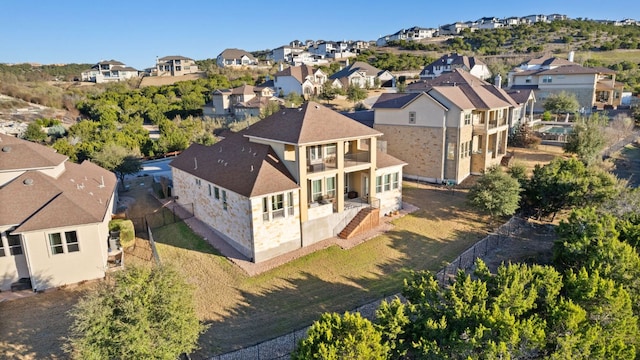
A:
[1, 0, 638, 70]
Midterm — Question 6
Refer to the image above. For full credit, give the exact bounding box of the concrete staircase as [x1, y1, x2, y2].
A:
[338, 207, 380, 239]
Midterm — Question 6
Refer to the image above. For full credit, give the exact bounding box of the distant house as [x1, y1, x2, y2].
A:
[217, 48, 258, 68]
[0, 133, 119, 292]
[273, 65, 327, 97]
[376, 26, 437, 46]
[373, 69, 519, 184]
[170, 102, 406, 263]
[205, 84, 279, 119]
[439, 22, 470, 35]
[419, 53, 492, 80]
[507, 54, 623, 111]
[328, 61, 394, 89]
[81, 60, 138, 83]
[154, 56, 199, 76]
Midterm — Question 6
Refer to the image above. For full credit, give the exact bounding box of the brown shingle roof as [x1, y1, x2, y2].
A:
[376, 151, 407, 169]
[243, 101, 381, 145]
[218, 48, 256, 60]
[274, 65, 318, 84]
[329, 61, 383, 80]
[158, 55, 194, 61]
[372, 93, 422, 109]
[170, 132, 298, 198]
[1, 159, 117, 233]
[0, 133, 68, 171]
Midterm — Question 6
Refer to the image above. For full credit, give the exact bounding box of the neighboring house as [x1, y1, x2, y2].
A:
[328, 61, 394, 89]
[270, 46, 305, 63]
[273, 65, 327, 97]
[507, 54, 623, 111]
[154, 55, 199, 76]
[419, 53, 492, 80]
[205, 84, 279, 119]
[374, 69, 519, 184]
[439, 22, 470, 35]
[217, 48, 258, 68]
[0, 133, 118, 292]
[81, 60, 138, 83]
[170, 102, 406, 263]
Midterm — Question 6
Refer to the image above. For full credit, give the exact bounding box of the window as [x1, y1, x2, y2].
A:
[48, 231, 79, 255]
[464, 113, 471, 125]
[263, 198, 269, 221]
[409, 111, 416, 124]
[287, 192, 294, 216]
[195, 178, 201, 187]
[384, 174, 391, 191]
[376, 176, 382, 193]
[272, 194, 284, 218]
[542, 76, 552, 83]
[308, 145, 322, 163]
[8, 234, 22, 255]
[0, 237, 5, 257]
[49, 233, 64, 255]
[222, 190, 227, 210]
[326, 176, 336, 199]
[447, 142, 456, 160]
[214, 187, 220, 200]
[525, 76, 532, 83]
[208, 184, 212, 196]
[392, 173, 399, 189]
[311, 179, 322, 202]
[65, 231, 79, 252]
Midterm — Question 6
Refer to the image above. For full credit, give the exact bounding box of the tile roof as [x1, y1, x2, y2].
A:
[170, 132, 298, 198]
[0, 133, 68, 171]
[0, 140, 117, 233]
[243, 101, 381, 145]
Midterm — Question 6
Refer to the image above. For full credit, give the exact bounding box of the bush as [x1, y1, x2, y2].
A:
[109, 219, 135, 248]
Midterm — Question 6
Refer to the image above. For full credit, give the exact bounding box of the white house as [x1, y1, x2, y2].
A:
[81, 60, 138, 83]
[273, 65, 327, 97]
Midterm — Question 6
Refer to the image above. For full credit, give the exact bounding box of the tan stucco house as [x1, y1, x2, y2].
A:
[170, 102, 406, 263]
[373, 69, 518, 184]
[0, 134, 118, 292]
[81, 60, 139, 83]
[154, 55, 200, 76]
[205, 84, 278, 119]
[216, 48, 258, 68]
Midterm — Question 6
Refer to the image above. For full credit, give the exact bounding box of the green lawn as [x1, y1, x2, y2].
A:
[619, 143, 640, 161]
[151, 185, 491, 357]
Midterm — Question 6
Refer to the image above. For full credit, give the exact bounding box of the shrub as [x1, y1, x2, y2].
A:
[109, 219, 135, 248]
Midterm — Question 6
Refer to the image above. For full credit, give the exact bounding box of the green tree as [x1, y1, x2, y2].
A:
[66, 265, 207, 360]
[92, 144, 142, 189]
[318, 82, 337, 104]
[543, 91, 580, 121]
[22, 122, 47, 142]
[468, 166, 522, 218]
[564, 113, 608, 165]
[292, 312, 388, 360]
[346, 83, 367, 106]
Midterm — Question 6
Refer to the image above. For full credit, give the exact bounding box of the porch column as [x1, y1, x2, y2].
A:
[299, 145, 309, 222]
[368, 137, 377, 204]
[336, 141, 344, 213]
[529, 98, 534, 122]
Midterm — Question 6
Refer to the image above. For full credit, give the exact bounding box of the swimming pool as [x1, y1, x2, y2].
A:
[539, 126, 573, 135]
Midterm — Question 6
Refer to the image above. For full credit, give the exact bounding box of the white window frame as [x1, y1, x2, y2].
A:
[48, 231, 79, 255]
[409, 111, 416, 124]
[7, 233, 22, 256]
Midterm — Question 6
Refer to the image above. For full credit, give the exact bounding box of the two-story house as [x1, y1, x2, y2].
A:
[217, 48, 258, 68]
[328, 61, 394, 89]
[373, 69, 518, 184]
[273, 65, 327, 97]
[154, 55, 199, 76]
[508, 54, 623, 111]
[81, 60, 139, 83]
[419, 53, 492, 81]
[170, 102, 405, 263]
[0, 133, 118, 292]
[205, 84, 279, 119]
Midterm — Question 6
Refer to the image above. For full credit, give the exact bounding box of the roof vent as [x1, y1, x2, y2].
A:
[23, 178, 34, 186]
[2, 146, 11, 152]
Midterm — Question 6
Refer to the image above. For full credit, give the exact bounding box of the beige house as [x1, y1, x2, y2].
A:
[329, 61, 394, 89]
[0, 134, 118, 292]
[419, 53, 492, 80]
[216, 48, 258, 68]
[273, 65, 327, 97]
[205, 84, 277, 118]
[508, 55, 623, 111]
[154, 55, 199, 76]
[170, 102, 405, 263]
[81, 60, 138, 83]
[373, 69, 518, 184]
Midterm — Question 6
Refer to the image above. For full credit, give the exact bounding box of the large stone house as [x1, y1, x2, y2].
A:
[507, 54, 623, 111]
[205, 84, 278, 119]
[81, 60, 138, 83]
[153, 55, 200, 76]
[170, 102, 406, 262]
[419, 53, 492, 81]
[373, 69, 519, 184]
[216, 48, 258, 68]
[0, 133, 118, 292]
[273, 65, 327, 97]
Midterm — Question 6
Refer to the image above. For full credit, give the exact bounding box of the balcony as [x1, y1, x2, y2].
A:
[307, 155, 337, 173]
[344, 152, 370, 168]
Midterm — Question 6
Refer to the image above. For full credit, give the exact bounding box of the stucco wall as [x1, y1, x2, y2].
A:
[274, 76, 302, 96]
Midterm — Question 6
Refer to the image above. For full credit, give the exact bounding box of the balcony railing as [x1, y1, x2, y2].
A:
[307, 156, 337, 173]
[344, 152, 370, 167]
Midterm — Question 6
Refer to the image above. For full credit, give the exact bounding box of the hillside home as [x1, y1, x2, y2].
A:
[508, 55, 623, 111]
[0, 134, 118, 292]
[217, 48, 258, 68]
[81, 60, 138, 83]
[328, 61, 394, 89]
[205, 84, 279, 119]
[419, 53, 492, 80]
[154, 56, 199, 76]
[273, 65, 327, 97]
[170, 102, 406, 262]
[373, 69, 518, 184]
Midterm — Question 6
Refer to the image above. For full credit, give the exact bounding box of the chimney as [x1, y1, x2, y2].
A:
[568, 51, 575, 62]
[494, 73, 502, 88]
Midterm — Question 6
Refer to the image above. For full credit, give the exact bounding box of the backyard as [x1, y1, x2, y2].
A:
[0, 146, 565, 359]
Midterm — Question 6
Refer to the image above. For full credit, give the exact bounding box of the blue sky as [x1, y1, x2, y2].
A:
[1, 0, 637, 70]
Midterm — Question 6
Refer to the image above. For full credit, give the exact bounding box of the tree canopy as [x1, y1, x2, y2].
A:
[563, 113, 608, 165]
[467, 166, 521, 218]
[543, 91, 580, 120]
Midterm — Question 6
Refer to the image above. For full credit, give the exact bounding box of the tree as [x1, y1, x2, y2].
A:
[543, 91, 579, 121]
[66, 265, 207, 359]
[292, 312, 388, 360]
[346, 83, 367, 106]
[93, 143, 142, 188]
[318, 82, 337, 104]
[22, 122, 47, 142]
[564, 113, 608, 165]
[468, 166, 521, 218]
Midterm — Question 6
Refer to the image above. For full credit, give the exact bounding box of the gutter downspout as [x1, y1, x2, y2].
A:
[441, 111, 447, 183]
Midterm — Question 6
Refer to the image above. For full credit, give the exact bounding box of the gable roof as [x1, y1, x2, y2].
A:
[0, 133, 68, 171]
[274, 65, 319, 84]
[420, 53, 486, 77]
[372, 93, 422, 109]
[522, 56, 573, 67]
[329, 61, 384, 80]
[218, 48, 256, 60]
[243, 101, 381, 145]
[505, 88, 535, 104]
[170, 132, 298, 198]
[158, 55, 194, 62]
